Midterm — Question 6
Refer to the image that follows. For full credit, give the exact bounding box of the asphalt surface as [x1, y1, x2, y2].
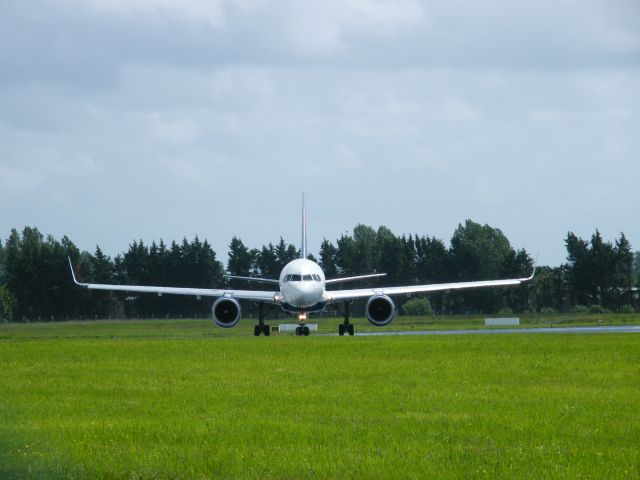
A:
[349, 325, 640, 337]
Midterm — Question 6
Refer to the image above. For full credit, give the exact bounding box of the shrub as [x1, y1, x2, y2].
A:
[0, 286, 15, 322]
[540, 307, 556, 314]
[618, 304, 635, 314]
[570, 304, 589, 313]
[403, 298, 434, 316]
[588, 304, 609, 314]
[497, 307, 513, 316]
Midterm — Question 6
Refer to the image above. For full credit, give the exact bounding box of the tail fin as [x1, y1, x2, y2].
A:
[301, 193, 308, 259]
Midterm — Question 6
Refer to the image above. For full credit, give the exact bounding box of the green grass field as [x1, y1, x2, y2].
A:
[1, 318, 639, 479]
[2, 311, 639, 340]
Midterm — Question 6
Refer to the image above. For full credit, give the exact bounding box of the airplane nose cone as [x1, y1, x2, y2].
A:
[290, 283, 320, 307]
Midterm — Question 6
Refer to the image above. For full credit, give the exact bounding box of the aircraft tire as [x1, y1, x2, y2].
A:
[295, 326, 302, 336]
[263, 325, 270, 336]
[338, 324, 345, 336]
[302, 326, 310, 336]
[348, 324, 355, 336]
[254, 325, 261, 336]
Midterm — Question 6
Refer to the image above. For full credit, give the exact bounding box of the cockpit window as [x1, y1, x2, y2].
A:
[286, 273, 321, 282]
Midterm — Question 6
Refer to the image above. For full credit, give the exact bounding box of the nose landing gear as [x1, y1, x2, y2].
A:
[295, 325, 310, 336]
[296, 313, 310, 336]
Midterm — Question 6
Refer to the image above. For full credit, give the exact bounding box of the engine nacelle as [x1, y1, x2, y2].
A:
[365, 294, 396, 326]
[212, 297, 241, 328]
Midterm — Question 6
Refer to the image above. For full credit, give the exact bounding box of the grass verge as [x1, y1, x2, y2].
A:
[0, 320, 639, 478]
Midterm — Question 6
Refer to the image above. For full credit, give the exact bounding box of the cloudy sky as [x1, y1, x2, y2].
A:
[1, 0, 639, 267]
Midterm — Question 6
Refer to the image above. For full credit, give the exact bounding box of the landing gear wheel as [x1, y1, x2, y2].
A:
[340, 301, 353, 336]
[295, 326, 302, 336]
[302, 326, 310, 336]
[254, 303, 266, 337]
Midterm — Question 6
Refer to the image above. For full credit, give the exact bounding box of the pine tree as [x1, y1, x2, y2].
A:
[614, 233, 634, 309]
[565, 231, 591, 306]
[256, 243, 279, 279]
[227, 237, 252, 277]
[319, 239, 338, 279]
[448, 220, 518, 313]
[0, 238, 7, 285]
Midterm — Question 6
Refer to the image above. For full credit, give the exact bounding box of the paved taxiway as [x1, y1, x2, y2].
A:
[347, 325, 640, 337]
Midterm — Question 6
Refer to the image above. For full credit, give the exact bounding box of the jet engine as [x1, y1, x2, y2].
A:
[365, 294, 396, 326]
[212, 297, 241, 328]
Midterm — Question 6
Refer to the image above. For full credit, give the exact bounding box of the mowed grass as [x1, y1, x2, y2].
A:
[2, 310, 640, 341]
[1, 321, 639, 479]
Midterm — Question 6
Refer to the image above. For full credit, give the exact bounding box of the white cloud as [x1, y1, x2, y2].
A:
[286, 0, 427, 56]
[64, 0, 227, 27]
[0, 164, 45, 194]
[71, 154, 102, 176]
[136, 112, 203, 146]
[157, 146, 253, 187]
[1, 0, 639, 264]
[0, 151, 102, 197]
[334, 143, 363, 169]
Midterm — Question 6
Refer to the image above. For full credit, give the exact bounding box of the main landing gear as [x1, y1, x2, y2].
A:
[254, 303, 270, 337]
[338, 301, 355, 336]
[296, 313, 310, 336]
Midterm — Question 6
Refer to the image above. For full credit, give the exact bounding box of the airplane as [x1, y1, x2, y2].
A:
[69, 197, 536, 336]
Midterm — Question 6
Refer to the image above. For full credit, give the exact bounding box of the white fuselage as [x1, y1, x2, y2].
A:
[278, 258, 326, 310]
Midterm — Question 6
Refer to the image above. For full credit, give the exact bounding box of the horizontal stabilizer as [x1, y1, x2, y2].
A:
[224, 275, 280, 285]
[325, 273, 387, 285]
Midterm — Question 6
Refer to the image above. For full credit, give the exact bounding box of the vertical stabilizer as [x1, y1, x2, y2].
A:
[301, 193, 308, 259]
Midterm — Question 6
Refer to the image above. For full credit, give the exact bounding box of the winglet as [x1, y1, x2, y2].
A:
[523, 252, 539, 281]
[68, 256, 84, 286]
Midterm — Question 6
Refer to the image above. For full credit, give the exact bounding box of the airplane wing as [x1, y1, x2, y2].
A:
[69, 258, 279, 303]
[325, 272, 535, 302]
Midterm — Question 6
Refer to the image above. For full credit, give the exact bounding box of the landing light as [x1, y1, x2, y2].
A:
[298, 313, 308, 322]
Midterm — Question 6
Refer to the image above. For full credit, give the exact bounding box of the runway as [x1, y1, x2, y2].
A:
[350, 325, 640, 337]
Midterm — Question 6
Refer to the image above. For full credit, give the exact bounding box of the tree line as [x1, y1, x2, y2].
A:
[0, 221, 637, 322]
